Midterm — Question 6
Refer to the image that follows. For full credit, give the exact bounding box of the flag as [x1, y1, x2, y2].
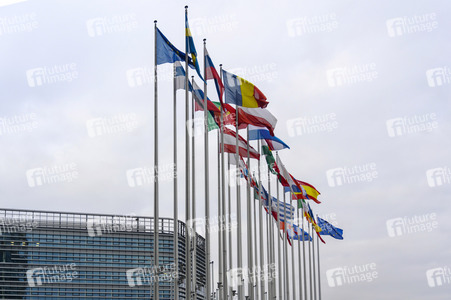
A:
[261, 140, 277, 175]
[229, 154, 257, 188]
[205, 48, 224, 106]
[174, 61, 193, 91]
[236, 107, 277, 135]
[185, 13, 204, 81]
[284, 179, 321, 204]
[192, 81, 220, 113]
[317, 217, 344, 240]
[156, 28, 193, 66]
[292, 224, 312, 241]
[222, 69, 269, 108]
[222, 128, 260, 160]
[270, 197, 295, 222]
[248, 125, 289, 150]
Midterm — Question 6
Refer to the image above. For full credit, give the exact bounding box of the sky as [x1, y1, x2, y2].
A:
[1, 0, 450, 299]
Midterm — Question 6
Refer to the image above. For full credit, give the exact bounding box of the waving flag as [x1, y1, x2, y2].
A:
[222, 69, 269, 108]
[221, 128, 260, 160]
[292, 224, 312, 241]
[185, 13, 203, 81]
[156, 28, 193, 66]
[318, 217, 344, 240]
[192, 81, 220, 112]
[248, 125, 289, 150]
[205, 48, 224, 105]
[284, 179, 321, 204]
[174, 61, 193, 91]
[261, 140, 277, 175]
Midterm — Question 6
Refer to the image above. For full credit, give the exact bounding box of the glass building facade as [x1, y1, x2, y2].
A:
[0, 208, 206, 299]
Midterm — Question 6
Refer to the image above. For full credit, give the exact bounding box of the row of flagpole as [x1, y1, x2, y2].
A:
[152, 6, 343, 300]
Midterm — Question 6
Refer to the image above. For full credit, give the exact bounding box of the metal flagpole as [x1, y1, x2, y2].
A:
[267, 167, 276, 300]
[217, 130, 223, 300]
[291, 223, 296, 300]
[276, 179, 282, 300]
[297, 206, 303, 300]
[257, 139, 265, 300]
[312, 221, 317, 300]
[301, 206, 307, 300]
[253, 171, 259, 300]
[246, 127, 254, 300]
[227, 153, 233, 299]
[203, 39, 211, 300]
[308, 222, 313, 300]
[184, 6, 192, 300]
[219, 64, 228, 300]
[153, 19, 160, 300]
[191, 76, 197, 300]
[235, 106, 243, 300]
[173, 61, 179, 300]
[283, 191, 288, 300]
[316, 216, 322, 300]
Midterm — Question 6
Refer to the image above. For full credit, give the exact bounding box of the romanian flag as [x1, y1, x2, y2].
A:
[222, 69, 269, 108]
[185, 13, 203, 81]
[205, 48, 224, 106]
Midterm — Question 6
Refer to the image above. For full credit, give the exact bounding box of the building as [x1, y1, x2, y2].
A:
[0, 208, 206, 299]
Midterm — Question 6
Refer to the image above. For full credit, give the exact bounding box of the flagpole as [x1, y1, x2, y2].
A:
[302, 206, 307, 300]
[203, 39, 211, 300]
[316, 216, 322, 300]
[308, 222, 313, 300]
[184, 6, 192, 300]
[276, 178, 282, 300]
[257, 139, 265, 300]
[191, 75, 198, 300]
[268, 168, 276, 300]
[219, 64, 228, 300]
[312, 220, 317, 300]
[253, 172, 259, 300]
[235, 105, 244, 300]
[173, 60, 179, 300]
[246, 127, 254, 300]
[283, 190, 288, 300]
[153, 19, 160, 300]
[227, 153, 233, 299]
[217, 130, 223, 300]
[291, 224, 296, 300]
[297, 206, 303, 300]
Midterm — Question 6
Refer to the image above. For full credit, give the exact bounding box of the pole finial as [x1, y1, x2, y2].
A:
[185, 5, 188, 9]
[203, 38, 206, 42]
[219, 64, 223, 67]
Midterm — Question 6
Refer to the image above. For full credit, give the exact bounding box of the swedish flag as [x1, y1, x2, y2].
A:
[185, 12, 204, 81]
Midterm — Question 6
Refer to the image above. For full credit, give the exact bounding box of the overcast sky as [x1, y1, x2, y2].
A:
[1, 0, 450, 299]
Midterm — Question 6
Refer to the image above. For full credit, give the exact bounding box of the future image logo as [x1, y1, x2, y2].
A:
[286, 13, 338, 37]
[26, 163, 78, 188]
[426, 267, 451, 288]
[426, 67, 451, 87]
[386, 213, 438, 238]
[326, 263, 378, 287]
[385, 113, 438, 137]
[426, 167, 451, 187]
[86, 14, 138, 37]
[286, 113, 338, 137]
[386, 13, 438, 37]
[26, 264, 78, 287]
[26, 63, 78, 87]
[326, 163, 378, 187]
[326, 63, 377, 87]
